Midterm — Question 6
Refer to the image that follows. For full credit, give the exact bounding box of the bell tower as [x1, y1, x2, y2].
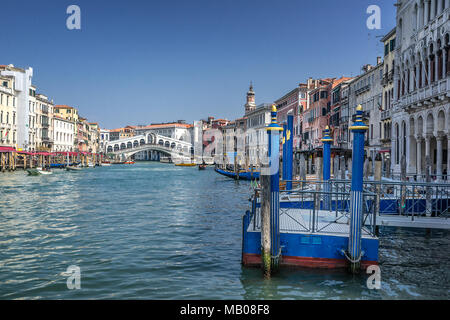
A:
[244, 82, 256, 114]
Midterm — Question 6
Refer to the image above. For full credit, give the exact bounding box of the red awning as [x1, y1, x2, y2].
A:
[36, 152, 53, 156]
[0, 146, 16, 152]
[378, 149, 391, 153]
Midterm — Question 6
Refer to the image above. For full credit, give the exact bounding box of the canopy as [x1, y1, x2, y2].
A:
[0, 146, 16, 152]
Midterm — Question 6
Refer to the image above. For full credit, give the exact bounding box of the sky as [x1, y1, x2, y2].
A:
[0, 0, 397, 129]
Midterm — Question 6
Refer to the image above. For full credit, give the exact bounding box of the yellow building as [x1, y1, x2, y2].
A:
[0, 75, 16, 147]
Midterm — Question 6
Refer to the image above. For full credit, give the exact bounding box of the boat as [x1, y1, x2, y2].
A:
[175, 163, 196, 167]
[160, 157, 172, 164]
[101, 162, 111, 166]
[124, 161, 135, 164]
[27, 168, 52, 175]
[66, 166, 82, 171]
[27, 169, 41, 176]
[198, 164, 207, 170]
[214, 168, 260, 180]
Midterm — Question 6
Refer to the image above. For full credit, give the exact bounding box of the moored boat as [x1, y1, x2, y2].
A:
[214, 168, 260, 180]
[175, 163, 196, 167]
[66, 166, 82, 171]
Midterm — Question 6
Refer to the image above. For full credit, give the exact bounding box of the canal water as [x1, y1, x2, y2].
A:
[0, 162, 448, 299]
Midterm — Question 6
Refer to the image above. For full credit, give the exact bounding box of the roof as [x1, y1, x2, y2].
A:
[381, 27, 396, 42]
[54, 105, 74, 109]
[331, 77, 354, 89]
[138, 123, 193, 130]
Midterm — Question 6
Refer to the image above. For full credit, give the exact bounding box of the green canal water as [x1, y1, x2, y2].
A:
[0, 162, 448, 299]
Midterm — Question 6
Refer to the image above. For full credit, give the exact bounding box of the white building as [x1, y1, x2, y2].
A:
[245, 103, 271, 166]
[392, 0, 450, 180]
[53, 116, 74, 152]
[348, 59, 383, 160]
[100, 129, 110, 153]
[0, 64, 33, 150]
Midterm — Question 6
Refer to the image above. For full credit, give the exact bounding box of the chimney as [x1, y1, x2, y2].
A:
[377, 56, 382, 65]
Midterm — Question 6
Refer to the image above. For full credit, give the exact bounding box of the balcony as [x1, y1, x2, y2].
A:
[394, 77, 449, 111]
[355, 84, 370, 96]
[381, 109, 391, 121]
[0, 85, 12, 95]
[381, 71, 394, 86]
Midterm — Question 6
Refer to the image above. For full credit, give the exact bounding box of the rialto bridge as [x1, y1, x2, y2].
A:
[104, 133, 193, 161]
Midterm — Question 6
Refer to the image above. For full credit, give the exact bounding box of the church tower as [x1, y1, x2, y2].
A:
[244, 82, 256, 114]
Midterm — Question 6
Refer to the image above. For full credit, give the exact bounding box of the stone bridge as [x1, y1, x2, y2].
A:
[104, 133, 193, 160]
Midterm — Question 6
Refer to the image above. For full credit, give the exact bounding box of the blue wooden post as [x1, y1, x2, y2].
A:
[282, 123, 287, 182]
[266, 105, 283, 270]
[286, 115, 294, 190]
[321, 126, 333, 210]
[348, 105, 368, 273]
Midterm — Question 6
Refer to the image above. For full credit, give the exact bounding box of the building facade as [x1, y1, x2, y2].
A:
[348, 59, 383, 161]
[380, 28, 396, 166]
[0, 64, 33, 150]
[392, 0, 450, 180]
[53, 116, 74, 152]
[0, 75, 16, 148]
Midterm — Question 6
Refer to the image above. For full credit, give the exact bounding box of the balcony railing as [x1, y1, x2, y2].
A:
[0, 86, 12, 95]
[355, 84, 370, 95]
[381, 109, 391, 121]
[396, 77, 449, 110]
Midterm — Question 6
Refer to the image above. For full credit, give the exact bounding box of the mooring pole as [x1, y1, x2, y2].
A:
[374, 153, 382, 236]
[260, 167, 271, 278]
[286, 114, 294, 190]
[348, 105, 368, 274]
[265, 105, 283, 272]
[282, 123, 287, 184]
[322, 126, 333, 211]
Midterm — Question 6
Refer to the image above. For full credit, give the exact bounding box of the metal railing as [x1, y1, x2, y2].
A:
[331, 179, 450, 218]
[250, 181, 378, 237]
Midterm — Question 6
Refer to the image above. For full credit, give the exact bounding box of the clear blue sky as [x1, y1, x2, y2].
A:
[0, 0, 396, 129]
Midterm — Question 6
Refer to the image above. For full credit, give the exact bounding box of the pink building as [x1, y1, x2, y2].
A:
[274, 85, 308, 150]
[300, 78, 335, 151]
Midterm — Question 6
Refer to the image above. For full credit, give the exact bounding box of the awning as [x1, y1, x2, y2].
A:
[379, 149, 391, 153]
[0, 146, 16, 152]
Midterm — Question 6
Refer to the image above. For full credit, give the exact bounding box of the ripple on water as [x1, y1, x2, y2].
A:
[0, 163, 449, 299]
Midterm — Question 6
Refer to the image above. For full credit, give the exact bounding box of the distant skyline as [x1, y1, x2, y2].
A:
[1, 0, 396, 129]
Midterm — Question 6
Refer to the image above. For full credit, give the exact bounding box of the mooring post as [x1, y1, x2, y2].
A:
[322, 126, 333, 211]
[340, 156, 346, 180]
[425, 155, 432, 216]
[400, 155, 407, 216]
[348, 105, 368, 274]
[265, 105, 283, 272]
[374, 153, 382, 236]
[282, 123, 287, 184]
[286, 115, 294, 190]
[315, 154, 322, 210]
[299, 153, 306, 189]
[260, 167, 271, 278]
